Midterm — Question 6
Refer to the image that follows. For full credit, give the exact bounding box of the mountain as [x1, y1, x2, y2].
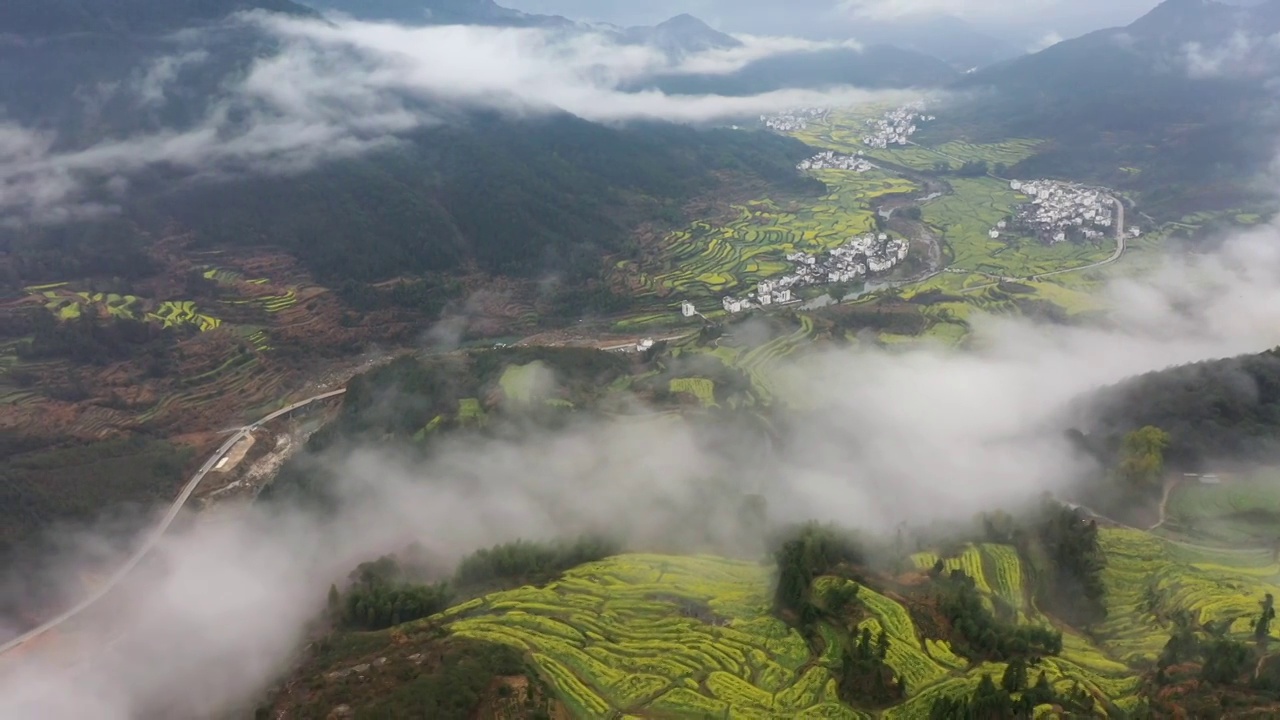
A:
[949, 0, 1280, 217]
[306, 0, 574, 27]
[0, 0, 315, 36]
[854, 15, 1022, 70]
[617, 13, 742, 58]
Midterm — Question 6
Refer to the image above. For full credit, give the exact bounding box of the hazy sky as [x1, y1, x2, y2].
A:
[503, 0, 1165, 40]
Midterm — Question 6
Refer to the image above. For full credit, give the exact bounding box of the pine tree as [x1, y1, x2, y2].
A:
[1256, 593, 1276, 641]
[877, 630, 890, 660]
[1001, 657, 1026, 693]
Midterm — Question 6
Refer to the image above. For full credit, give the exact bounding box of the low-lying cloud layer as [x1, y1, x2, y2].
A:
[4, 216, 1280, 718]
[0, 13, 900, 225]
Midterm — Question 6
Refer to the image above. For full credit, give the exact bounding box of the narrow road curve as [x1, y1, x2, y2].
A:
[1031, 198, 1127, 280]
[0, 389, 348, 657]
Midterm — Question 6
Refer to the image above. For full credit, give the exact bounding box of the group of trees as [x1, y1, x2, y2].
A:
[979, 501, 1108, 628]
[839, 626, 904, 705]
[454, 536, 621, 592]
[772, 523, 866, 623]
[1156, 609, 1257, 686]
[15, 311, 177, 369]
[932, 568, 1063, 661]
[929, 669, 1090, 719]
[1030, 503, 1108, 627]
[330, 535, 621, 632]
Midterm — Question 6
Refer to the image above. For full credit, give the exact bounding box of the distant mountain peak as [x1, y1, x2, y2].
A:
[627, 13, 741, 56]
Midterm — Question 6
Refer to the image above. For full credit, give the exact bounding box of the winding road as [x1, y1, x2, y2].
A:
[0, 389, 347, 657]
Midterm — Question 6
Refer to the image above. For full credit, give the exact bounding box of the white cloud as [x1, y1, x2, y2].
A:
[1181, 31, 1280, 79]
[671, 34, 864, 75]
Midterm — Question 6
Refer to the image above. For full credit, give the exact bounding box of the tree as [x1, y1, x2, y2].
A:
[1257, 593, 1276, 642]
[1118, 426, 1171, 489]
[327, 583, 340, 615]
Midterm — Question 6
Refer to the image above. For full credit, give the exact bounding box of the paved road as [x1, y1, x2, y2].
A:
[0, 389, 348, 657]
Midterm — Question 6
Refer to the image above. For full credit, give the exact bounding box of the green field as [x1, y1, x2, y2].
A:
[921, 178, 1115, 278]
[500, 362, 552, 404]
[1163, 475, 1280, 545]
[669, 377, 717, 407]
[786, 109, 1043, 173]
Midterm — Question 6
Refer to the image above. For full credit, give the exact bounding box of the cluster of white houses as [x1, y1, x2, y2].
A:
[707, 233, 909, 315]
[997, 179, 1136, 244]
[862, 104, 935, 149]
[716, 282, 797, 314]
[760, 107, 828, 132]
[796, 150, 875, 172]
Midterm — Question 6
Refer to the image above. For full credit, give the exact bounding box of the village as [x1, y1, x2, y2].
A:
[796, 150, 875, 172]
[997, 179, 1139, 244]
[688, 231, 909, 315]
[861, 103, 935, 148]
[760, 107, 828, 132]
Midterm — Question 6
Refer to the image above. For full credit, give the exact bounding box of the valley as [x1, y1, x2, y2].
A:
[5, 0, 1280, 718]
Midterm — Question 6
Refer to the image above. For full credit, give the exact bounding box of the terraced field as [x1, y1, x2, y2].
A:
[689, 314, 818, 405]
[428, 545, 1163, 718]
[1096, 528, 1280, 664]
[626, 172, 911, 301]
[149, 301, 221, 331]
[441, 555, 857, 718]
[26, 286, 145, 322]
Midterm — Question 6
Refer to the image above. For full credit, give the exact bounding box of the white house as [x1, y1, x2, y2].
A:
[680, 300, 696, 318]
[989, 229, 1001, 239]
[636, 338, 655, 353]
[1010, 180, 1023, 191]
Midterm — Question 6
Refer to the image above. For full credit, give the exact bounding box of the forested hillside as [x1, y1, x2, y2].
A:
[1074, 347, 1280, 470]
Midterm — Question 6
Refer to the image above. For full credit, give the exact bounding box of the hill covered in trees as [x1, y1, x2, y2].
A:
[1072, 347, 1280, 472]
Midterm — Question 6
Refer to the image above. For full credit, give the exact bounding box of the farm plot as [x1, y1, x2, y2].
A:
[1163, 475, 1280, 545]
[669, 377, 717, 407]
[859, 139, 1044, 174]
[922, 178, 1115, 278]
[442, 554, 842, 717]
[149, 301, 221, 331]
[500, 362, 552, 404]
